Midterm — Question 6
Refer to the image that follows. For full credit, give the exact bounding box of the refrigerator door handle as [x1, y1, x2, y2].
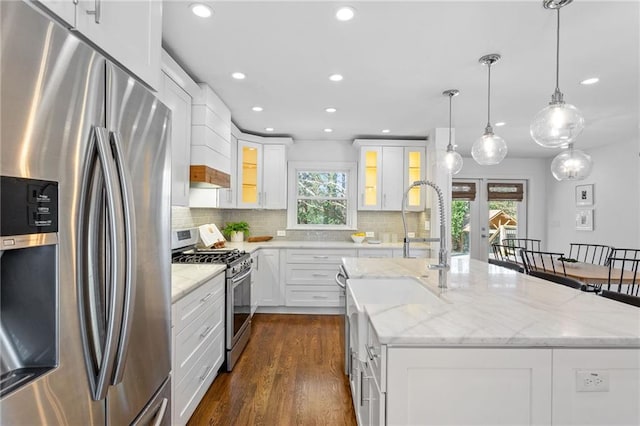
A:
[109, 131, 138, 384]
[78, 126, 127, 401]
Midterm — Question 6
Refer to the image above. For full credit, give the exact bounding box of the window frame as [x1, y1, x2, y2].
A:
[287, 161, 358, 230]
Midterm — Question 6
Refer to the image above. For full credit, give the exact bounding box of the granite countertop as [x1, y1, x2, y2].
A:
[342, 256, 640, 348]
[171, 263, 226, 303]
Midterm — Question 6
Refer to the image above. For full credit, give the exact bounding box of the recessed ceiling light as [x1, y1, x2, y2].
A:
[329, 74, 343, 82]
[190, 3, 212, 18]
[336, 6, 355, 21]
[324, 128, 333, 133]
[494, 122, 506, 127]
[252, 106, 263, 112]
[381, 129, 390, 133]
[325, 107, 337, 113]
[265, 127, 274, 132]
[231, 72, 246, 80]
[580, 77, 599, 85]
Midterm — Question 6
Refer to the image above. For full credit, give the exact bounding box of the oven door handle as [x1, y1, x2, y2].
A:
[231, 267, 252, 285]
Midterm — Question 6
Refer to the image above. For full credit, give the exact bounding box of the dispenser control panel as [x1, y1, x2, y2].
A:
[1, 176, 59, 236]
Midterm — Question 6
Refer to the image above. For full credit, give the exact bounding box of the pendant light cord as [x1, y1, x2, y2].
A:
[448, 93, 453, 148]
[486, 62, 492, 128]
[555, 8, 561, 92]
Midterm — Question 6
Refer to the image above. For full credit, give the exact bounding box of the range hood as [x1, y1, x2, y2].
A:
[190, 165, 230, 188]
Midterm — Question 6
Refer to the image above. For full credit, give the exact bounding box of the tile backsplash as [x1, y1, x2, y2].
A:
[172, 207, 429, 242]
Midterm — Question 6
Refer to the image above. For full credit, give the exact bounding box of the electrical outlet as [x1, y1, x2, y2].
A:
[576, 370, 610, 392]
[276, 230, 286, 237]
[364, 231, 374, 238]
[407, 232, 416, 238]
[424, 221, 430, 231]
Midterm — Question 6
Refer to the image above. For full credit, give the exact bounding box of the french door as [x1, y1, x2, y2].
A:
[451, 179, 528, 261]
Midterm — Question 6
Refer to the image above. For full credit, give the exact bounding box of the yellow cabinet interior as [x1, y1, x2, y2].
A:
[407, 150, 422, 208]
[364, 150, 378, 206]
[241, 145, 259, 204]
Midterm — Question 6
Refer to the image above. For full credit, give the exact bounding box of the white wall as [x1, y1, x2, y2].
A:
[545, 138, 640, 253]
[456, 157, 549, 246]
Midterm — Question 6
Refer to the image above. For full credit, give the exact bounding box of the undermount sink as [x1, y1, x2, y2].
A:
[346, 277, 443, 362]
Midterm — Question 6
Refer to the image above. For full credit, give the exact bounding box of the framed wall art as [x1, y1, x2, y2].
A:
[575, 184, 594, 206]
[576, 209, 594, 231]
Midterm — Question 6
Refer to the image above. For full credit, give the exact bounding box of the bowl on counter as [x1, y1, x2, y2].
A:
[351, 234, 366, 244]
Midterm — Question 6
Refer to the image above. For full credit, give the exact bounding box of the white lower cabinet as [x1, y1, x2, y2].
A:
[171, 273, 225, 426]
[250, 251, 258, 315]
[284, 249, 356, 307]
[256, 249, 283, 306]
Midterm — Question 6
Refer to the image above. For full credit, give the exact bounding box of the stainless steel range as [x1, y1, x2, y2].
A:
[171, 229, 252, 371]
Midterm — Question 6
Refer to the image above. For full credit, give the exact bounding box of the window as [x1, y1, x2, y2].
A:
[287, 161, 357, 230]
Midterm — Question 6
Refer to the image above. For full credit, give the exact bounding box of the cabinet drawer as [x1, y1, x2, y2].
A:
[286, 249, 356, 264]
[286, 264, 341, 285]
[172, 273, 224, 334]
[366, 320, 387, 392]
[174, 293, 224, 384]
[357, 249, 393, 258]
[174, 326, 224, 425]
[286, 285, 344, 307]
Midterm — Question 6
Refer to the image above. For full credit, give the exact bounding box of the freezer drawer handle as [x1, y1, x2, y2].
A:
[151, 398, 168, 426]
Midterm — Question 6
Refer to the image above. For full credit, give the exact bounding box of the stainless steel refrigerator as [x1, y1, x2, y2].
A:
[0, 1, 172, 424]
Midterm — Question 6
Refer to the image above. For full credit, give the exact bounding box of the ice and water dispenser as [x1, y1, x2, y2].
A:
[0, 176, 59, 397]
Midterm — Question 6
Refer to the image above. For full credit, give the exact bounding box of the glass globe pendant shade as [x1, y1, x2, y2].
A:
[550, 144, 592, 181]
[471, 129, 508, 165]
[530, 100, 585, 148]
[442, 148, 463, 175]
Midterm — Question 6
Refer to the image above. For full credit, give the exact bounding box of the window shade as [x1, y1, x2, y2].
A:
[487, 182, 524, 201]
[452, 182, 476, 201]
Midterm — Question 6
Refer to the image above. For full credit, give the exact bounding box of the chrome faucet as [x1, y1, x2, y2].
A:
[401, 180, 450, 289]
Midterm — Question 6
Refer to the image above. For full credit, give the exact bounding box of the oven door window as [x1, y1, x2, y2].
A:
[232, 273, 251, 341]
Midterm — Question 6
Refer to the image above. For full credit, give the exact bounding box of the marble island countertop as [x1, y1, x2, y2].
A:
[342, 256, 640, 348]
[223, 240, 431, 253]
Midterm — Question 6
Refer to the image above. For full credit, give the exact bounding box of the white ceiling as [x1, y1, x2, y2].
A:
[162, 1, 639, 159]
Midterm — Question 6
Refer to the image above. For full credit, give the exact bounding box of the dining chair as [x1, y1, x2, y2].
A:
[488, 258, 525, 273]
[491, 244, 520, 263]
[568, 243, 614, 266]
[528, 270, 587, 291]
[502, 238, 542, 252]
[519, 249, 567, 276]
[600, 290, 640, 308]
[605, 249, 640, 296]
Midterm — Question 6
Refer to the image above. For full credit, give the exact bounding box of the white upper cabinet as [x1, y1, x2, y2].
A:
[234, 136, 291, 210]
[159, 73, 191, 206]
[75, 0, 162, 90]
[355, 140, 426, 211]
[37, 1, 76, 26]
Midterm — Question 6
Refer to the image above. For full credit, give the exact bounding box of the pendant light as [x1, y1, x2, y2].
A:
[530, 0, 584, 148]
[471, 54, 507, 165]
[550, 143, 592, 181]
[442, 89, 463, 175]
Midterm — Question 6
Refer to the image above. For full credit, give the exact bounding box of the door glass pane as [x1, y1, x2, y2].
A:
[242, 146, 258, 203]
[407, 151, 421, 207]
[488, 200, 518, 254]
[364, 150, 377, 206]
[451, 200, 470, 256]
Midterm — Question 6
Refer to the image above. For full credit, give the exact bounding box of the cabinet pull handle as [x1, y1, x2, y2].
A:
[258, 192, 262, 205]
[86, 0, 102, 23]
[365, 344, 378, 360]
[359, 371, 365, 406]
[201, 293, 212, 303]
[313, 255, 329, 259]
[199, 365, 212, 381]
[312, 273, 329, 277]
[311, 295, 329, 299]
[383, 193, 386, 208]
[199, 326, 212, 339]
[264, 192, 267, 207]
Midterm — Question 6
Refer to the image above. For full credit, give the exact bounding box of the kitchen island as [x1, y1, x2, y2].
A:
[342, 256, 640, 426]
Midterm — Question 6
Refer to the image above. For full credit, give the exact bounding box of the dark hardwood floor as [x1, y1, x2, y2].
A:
[187, 314, 357, 426]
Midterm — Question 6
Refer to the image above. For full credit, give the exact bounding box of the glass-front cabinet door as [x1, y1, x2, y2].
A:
[404, 147, 426, 211]
[237, 140, 262, 208]
[358, 147, 382, 210]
